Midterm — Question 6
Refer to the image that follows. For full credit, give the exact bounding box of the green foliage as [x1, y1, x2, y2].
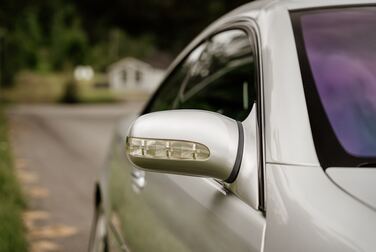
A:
[50, 5, 89, 69]
[90, 29, 155, 71]
[1, 8, 45, 86]
[60, 79, 80, 104]
[0, 3, 91, 86]
[0, 105, 28, 252]
[0, 0, 250, 86]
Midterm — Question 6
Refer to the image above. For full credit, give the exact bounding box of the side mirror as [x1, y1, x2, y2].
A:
[125, 110, 243, 183]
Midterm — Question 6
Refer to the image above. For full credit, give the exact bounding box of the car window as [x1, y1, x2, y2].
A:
[145, 29, 256, 122]
[175, 29, 256, 121]
[145, 42, 208, 112]
[292, 6, 376, 167]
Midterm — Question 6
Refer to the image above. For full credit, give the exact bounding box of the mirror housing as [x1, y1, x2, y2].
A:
[126, 110, 243, 182]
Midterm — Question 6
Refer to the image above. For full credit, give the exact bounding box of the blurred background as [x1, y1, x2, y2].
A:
[0, 1, 249, 252]
[0, 0, 249, 103]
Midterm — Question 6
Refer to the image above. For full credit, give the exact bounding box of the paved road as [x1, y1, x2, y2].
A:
[7, 103, 143, 252]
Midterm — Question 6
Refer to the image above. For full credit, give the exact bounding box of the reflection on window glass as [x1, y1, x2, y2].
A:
[301, 8, 376, 157]
[146, 29, 256, 122]
[147, 43, 208, 112]
[176, 30, 256, 121]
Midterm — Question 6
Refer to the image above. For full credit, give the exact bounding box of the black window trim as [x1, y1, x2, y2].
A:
[210, 21, 266, 213]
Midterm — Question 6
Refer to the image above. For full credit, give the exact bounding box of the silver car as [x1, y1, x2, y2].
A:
[89, 0, 376, 251]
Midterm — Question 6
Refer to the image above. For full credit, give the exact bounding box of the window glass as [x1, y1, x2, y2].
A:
[176, 30, 256, 121]
[292, 6, 376, 167]
[146, 42, 207, 112]
[135, 70, 142, 83]
[122, 70, 127, 82]
[145, 29, 256, 122]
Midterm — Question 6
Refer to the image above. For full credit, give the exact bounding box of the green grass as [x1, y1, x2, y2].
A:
[73, 85, 121, 104]
[1, 71, 67, 103]
[1, 71, 150, 104]
[0, 104, 28, 252]
[1, 71, 127, 104]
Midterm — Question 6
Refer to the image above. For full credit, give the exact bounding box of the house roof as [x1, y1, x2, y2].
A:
[108, 57, 153, 71]
[143, 51, 173, 69]
[108, 52, 172, 72]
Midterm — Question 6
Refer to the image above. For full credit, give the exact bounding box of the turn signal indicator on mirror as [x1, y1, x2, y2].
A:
[126, 137, 210, 161]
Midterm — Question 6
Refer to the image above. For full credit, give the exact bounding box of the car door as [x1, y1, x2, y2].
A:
[107, 26, 265, 252]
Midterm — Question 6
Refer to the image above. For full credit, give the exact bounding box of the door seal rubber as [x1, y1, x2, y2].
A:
[225, 121, 244, 183]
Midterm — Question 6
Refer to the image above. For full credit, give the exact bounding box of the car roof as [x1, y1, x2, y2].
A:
[227, 0, 376, 18]
[165, 0, 376, 82]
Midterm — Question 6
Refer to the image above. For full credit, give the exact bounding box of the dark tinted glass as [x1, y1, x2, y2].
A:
[147, 42, 208, 112]
[176, 30, 256, 121]
[292, 6, 376, 167]
[301, 8, 376, 157]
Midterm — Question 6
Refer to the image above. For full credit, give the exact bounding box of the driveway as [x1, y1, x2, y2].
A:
[7, 103, 143, 252]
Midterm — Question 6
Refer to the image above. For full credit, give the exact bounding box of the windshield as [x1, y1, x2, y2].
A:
[291, 6, 376, 168]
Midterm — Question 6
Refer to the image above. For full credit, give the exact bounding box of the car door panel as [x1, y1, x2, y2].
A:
[108, 125, 265, 251]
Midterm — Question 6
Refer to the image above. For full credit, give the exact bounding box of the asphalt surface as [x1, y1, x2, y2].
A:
[7, 103, 143, 252]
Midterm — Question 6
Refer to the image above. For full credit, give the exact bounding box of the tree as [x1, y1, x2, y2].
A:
[0, 0, 251, 86]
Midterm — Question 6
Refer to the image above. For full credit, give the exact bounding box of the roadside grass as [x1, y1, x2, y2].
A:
[1, 71, 148, 104]
[74, 84, 122, 104]
[1, 71, 67, 103]
[0, 104, 28, 252]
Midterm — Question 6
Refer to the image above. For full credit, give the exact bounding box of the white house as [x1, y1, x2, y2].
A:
[108, 57, 165, 93]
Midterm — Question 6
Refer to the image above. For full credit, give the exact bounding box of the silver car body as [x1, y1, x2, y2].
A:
[94, 0, 376, 251]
